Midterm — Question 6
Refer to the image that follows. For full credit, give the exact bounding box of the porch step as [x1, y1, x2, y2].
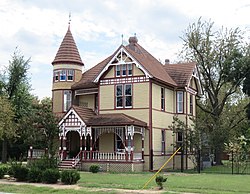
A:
[58, 159, 76, 169]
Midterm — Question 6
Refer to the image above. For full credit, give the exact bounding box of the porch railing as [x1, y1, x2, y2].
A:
[82, 151, 143, 161]
[72, 151, 82, 168]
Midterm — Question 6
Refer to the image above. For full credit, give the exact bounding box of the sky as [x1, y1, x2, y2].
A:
[0, 0, 249, 99]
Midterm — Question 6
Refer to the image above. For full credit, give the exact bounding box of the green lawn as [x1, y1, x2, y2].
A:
[0, 172, 250, 193]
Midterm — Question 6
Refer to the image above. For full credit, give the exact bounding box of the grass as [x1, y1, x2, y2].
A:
[0, 171, 250, 193]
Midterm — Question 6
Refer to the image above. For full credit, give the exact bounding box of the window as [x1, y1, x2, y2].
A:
[115, 135, 124, 152]
[125, 84, 132, 107]
[64, 90, 72, 112]
[161, 130, 165, 154]
[128, 64, 132, 76]
[116, 85, 123, 108]
[177, 91, 184, 113]
[122, 64, 126, 76]
[115, 64, 133, 77]
[116, 65, 121, 77]
[60, 70, 66, 81]
[161, 87, 165, 111]
[54, 71, 59, 82]
[190, 94, 193, 115]
[116, 84, 133, 108]
[67, 70, 74, 81]
[177, 131, 183, 142]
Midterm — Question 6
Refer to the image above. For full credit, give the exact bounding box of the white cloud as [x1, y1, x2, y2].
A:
[0, 0, 249, 99]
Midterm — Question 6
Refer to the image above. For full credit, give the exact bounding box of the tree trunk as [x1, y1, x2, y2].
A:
[1, 139, 8, 163]
[215, 150, 223, 165]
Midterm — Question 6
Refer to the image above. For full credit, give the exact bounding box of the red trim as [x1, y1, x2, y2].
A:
[149, 80, 153, 170]
[152, 108, 176, 115]
[100, 107, 149, 111]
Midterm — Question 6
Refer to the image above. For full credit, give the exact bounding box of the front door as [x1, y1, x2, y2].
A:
[66, 131, 80, 158]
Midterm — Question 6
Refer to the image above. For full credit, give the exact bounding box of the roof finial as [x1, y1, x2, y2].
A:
[134, 33, 136, 37]
[68, 12, 71, 27]
[121, 34, 124, 45]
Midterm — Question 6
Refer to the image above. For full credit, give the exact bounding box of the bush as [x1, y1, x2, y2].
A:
[42, 169, 60, 184]
[89, 165, 100, 173]
[28, 168, 43, 183]
[12, 164, 29, 181]
[0, 165, 10, 179]
[155, 175, 167, 190]
[61, 170, 80, 185]
[28, 156, 58, 170]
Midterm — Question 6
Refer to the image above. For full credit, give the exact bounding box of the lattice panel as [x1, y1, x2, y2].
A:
[64, 112, 82, 126]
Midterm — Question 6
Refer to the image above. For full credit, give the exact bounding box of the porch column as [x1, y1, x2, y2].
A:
[142, 136, 144, 161]
[62, 136, 67, 159]
[125, 134, 128, 161]
[80, 136, 83, 161]
[83, 136, 86, 159]
[90, 136, 93, 160]
[131, 136, 134, 162]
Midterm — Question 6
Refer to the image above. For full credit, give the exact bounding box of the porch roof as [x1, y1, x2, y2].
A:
[87, 113, 147, 127]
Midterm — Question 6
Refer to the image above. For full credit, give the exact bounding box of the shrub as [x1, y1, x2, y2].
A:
[89, 165, 100, 173]
[12, 165, 29, 181]
[42, 169, 60, 184]
[28, 168, 43, 183]
[155, 175, 167, 190]
[61, 170, 80, 185]
[0, 165, 10, 179]
[28, 156, 58, 170]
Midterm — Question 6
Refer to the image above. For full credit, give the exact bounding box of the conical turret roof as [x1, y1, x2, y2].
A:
[52, 26, 83, 65]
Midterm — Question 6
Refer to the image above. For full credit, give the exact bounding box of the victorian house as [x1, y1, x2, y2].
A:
[51, 25, 202, 172]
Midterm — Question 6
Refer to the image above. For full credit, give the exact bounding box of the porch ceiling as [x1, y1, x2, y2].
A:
[87, 113, 147, 127]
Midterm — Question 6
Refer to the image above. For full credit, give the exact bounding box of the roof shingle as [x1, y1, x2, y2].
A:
[52, 27, 83, 65]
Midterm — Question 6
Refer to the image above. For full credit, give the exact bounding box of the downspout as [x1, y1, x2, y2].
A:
[185, 89, 188, 169]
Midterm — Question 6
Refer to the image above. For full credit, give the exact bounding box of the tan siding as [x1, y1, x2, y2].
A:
[104, 66, 114, 78]
[134, 134, 142, 152]
[100, 109, 149, 124]
[133, 82, 149, 108]
[53, 90, 63, 113]
[99, 133, 114, 152]
[152, 83, 161, 110]
[152, 110, 173, 129]
[165, 88, 174, 112]
[79, 94, 95, 109]
[75, 69, 82, 82]
[99, 85, 114, 110]
[133, 65, 144, 76]
[53, 64, 82, 71]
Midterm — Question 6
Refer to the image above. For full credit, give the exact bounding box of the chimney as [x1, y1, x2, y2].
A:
[165, 59, 170, 65]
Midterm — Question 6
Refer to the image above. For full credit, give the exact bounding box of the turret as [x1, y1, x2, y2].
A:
[52, 25, 83, 114]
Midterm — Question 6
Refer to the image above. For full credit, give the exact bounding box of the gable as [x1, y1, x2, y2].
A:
[94, 46, 152, 83]
[58, 108, 86, 127]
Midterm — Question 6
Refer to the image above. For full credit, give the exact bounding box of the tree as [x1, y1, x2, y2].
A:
[181, 19, 250, 164]
[0, 96, 15, 141]
[32, 98, 59, 157]
[0, 49, 32, 163]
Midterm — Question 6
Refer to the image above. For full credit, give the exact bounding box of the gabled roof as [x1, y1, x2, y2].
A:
[71, 55, 113, 90]
[124, 40, 177, 86]
[52, 26, 83, 65]
[87, 113, 147, 127]
[59, 106, 147, 127]
[164, 62, 197, 87]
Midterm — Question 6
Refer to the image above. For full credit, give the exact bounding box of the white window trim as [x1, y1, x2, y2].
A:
[177, 91, 184, 113]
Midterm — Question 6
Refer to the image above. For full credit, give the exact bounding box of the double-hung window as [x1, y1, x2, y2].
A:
[116, 84, 132, 108]
[161, 130, 166, 154]
[115, 64, 133, 77]
[54, 71, 59, 82]
[60, 70, 66, 81]
[177, 91, 184, 113]
[161, 87, 165, 111]
[128, 64, 132, 76]
[64, 90, 72, 112]
[116, 65, 121, 77]
[67, 70, 74, 81]
[190, 94, 193, 115]
[122, 64, 126, 76]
